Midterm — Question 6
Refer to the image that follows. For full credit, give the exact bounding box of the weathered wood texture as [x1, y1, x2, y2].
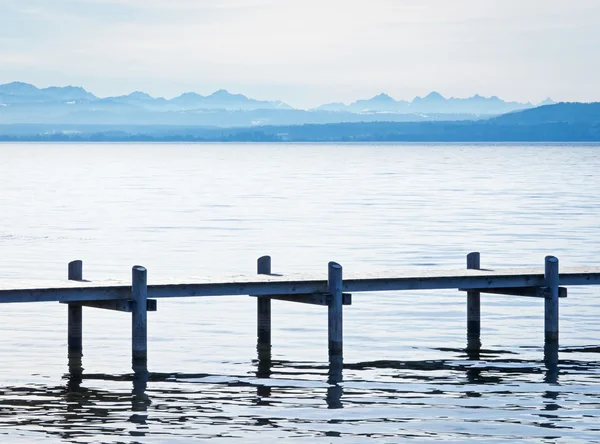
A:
[255, 293, 352, 306]
[461, 286, 567, 298]
[256, 256, 271, 359]
[545, 256, 559, 344]
[67, 260, 83, 355]
[1, 266, 600, 303]
[466, 252, 481, 347]
[63, 299, 157, 312]
[328, 262, 343, 357]
[131, 266, 148, 371]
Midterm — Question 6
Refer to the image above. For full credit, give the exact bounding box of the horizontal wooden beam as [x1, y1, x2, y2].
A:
[458, 286, 567, 298]
[61, 299, 157, 312]
[1, 266, 598, 304]
[252, 293, 352, 306]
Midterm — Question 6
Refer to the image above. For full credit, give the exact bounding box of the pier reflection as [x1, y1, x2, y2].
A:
[252, 354, 344, 408]
[26, 348, 593, 442]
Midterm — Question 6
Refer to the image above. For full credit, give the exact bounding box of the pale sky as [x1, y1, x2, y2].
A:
[1, 0, 599, 108]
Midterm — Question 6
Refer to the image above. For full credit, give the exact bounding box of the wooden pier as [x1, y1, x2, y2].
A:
[1, 253, 599, 374]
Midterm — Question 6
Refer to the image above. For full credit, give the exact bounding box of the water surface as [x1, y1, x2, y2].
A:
[0, 143, 599, 442]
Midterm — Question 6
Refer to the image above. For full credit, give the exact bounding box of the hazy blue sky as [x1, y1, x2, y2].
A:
[1, 0, 599, 108]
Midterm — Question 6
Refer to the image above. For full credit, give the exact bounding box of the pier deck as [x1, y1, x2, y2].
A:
[1, 266, 599, 303]
[1, 254, 599, 374]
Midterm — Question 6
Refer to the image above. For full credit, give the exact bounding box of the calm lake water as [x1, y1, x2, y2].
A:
[1, 142, 599, 443]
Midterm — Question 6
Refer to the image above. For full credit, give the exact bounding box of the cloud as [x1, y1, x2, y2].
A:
[0, 0, 599, 107]
[0, 53, 36, 66]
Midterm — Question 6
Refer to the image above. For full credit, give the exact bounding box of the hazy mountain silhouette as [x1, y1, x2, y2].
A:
[349, 93, 410, 112]
[0, 81, 96, 103]
[169, 89, 292, 110]
[314, 93, 409, 112]
[0, 81, 560, 126]
[0, 82, 290, 111]
[538, 98, 556, 106]
[315, 91, 534, 114]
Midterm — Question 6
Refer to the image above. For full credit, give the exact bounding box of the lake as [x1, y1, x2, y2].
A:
[1, 142, 599, 443]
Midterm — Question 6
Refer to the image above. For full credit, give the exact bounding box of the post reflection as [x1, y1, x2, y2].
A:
[131, 370, 150, 430]
[544, 343, 559, 384]
[466, 337, 481, 355]
[131, 355, 151, 432]
[465, 340, 481, 384]
[67, 352, 83, 392]
[327, 355, 343, 409]
[66, 352, 151, 432]
[255, 352, 272, 403]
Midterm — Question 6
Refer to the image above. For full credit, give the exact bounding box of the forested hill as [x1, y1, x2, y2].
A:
[493, 102, 600, 124]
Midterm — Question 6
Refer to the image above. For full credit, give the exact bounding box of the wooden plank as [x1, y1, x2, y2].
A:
[459, 286, 568, 298]
[62, 299, 157, 312]
[0, 285, 131, 303]
[2, 265, 600, 291]
[255, 293, 352, 306]
[0, 266, 599, 304]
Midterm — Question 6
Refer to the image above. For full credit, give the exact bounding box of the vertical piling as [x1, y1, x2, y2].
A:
[257, 256, 272, 361]
[67, 260, 84, 389]
[132, 265, 148, 373]
[67, 260, 83, 355]
[328, 262, 343, 357]
[466, 252, 481, 350]
[544, 256, 559, 344]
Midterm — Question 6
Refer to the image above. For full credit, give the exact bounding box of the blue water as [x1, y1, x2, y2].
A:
[0, 143, 599, 443]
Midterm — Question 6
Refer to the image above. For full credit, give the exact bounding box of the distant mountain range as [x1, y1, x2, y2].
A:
[316, 91, 553, 114]
[0, 81, 557, 126]
[0, 81, 290, 110]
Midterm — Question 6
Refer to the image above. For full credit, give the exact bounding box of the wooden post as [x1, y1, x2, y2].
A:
[67, 260, 84, 390]
[257, 256, 272, 361]
[544, 256, 559, 344]
[466, 252, 481, 350]
[328, 262, 343, 357]
[67, 260, 83, 355]
[132, 265, 148, 372]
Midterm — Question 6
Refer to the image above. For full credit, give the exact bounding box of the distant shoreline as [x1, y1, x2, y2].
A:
[3, 102, 600, 143]
[2, 139, 600, 144]
[1, 122, 599, 143]
[1, 102, 598, 142]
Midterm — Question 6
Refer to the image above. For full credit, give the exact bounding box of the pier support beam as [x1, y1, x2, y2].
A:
[328, 262, 343, 357]
[131, 265, 148, 373]
[466, 252, 481, 350]
[67, 260, 83, 356]
[544, 256, 559, 344]
[256, 256, 272, 361]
